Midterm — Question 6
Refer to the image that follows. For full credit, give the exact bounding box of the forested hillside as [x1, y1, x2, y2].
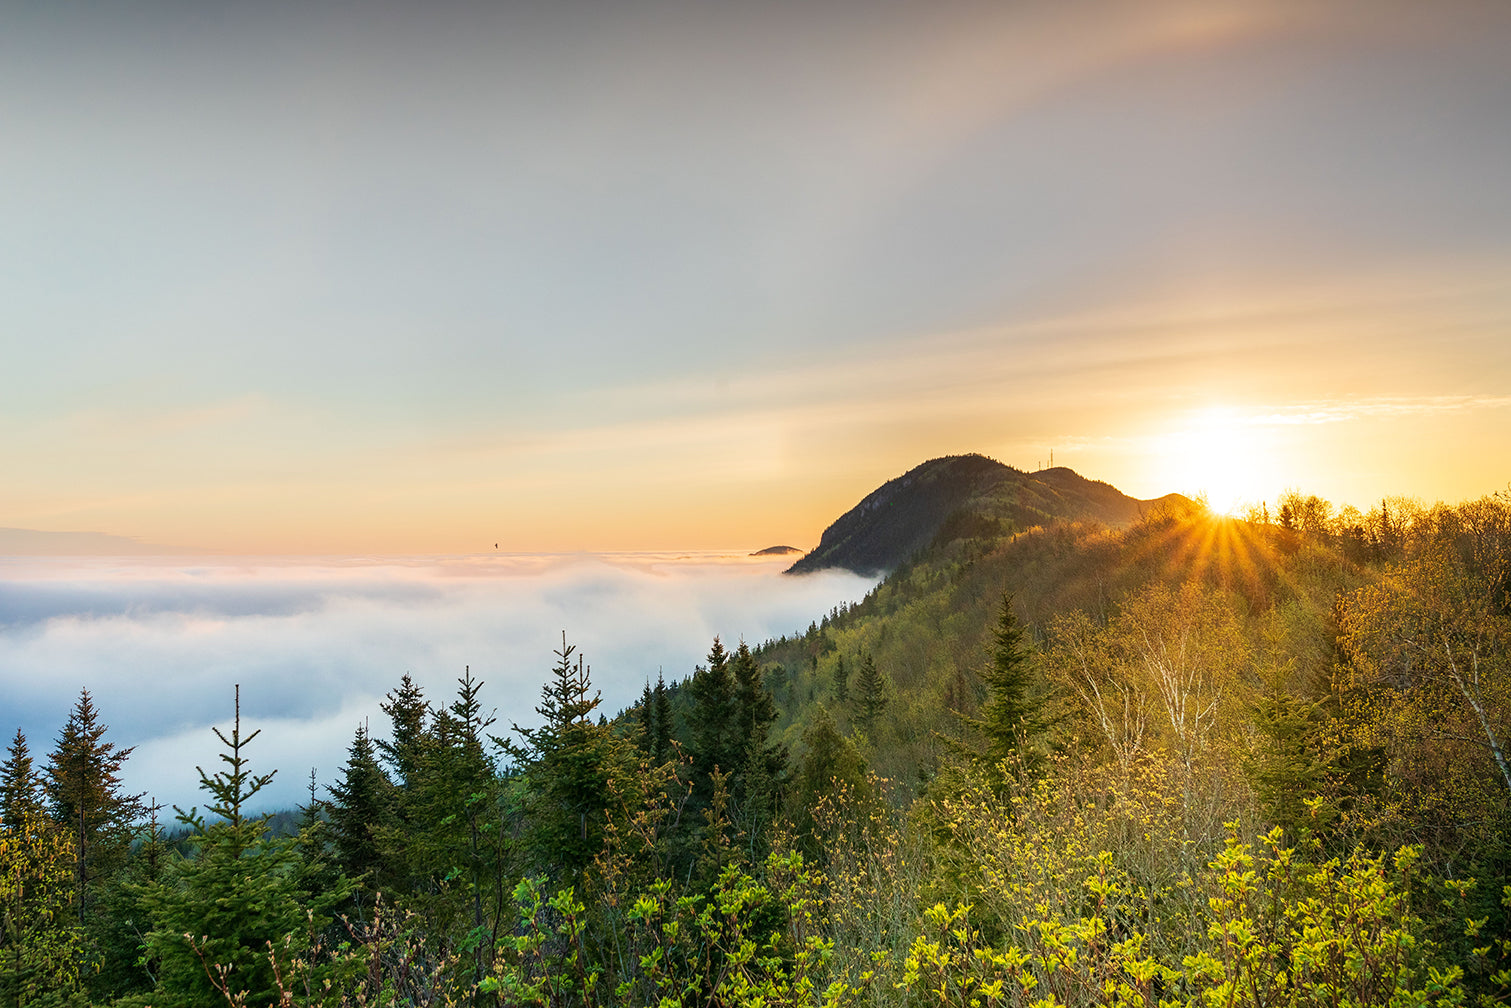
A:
[3, 470, 1509, 1007]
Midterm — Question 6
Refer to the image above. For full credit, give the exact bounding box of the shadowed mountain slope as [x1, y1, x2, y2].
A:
[786, 454, 1187, 576]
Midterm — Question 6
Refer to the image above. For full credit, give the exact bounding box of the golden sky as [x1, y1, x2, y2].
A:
[4, 0, 1509, 553]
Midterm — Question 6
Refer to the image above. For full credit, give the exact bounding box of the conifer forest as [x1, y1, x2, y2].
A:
[4, 486, 1510, 1007]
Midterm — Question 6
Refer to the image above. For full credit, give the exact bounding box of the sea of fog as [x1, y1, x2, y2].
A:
[0, 551, 876, 813]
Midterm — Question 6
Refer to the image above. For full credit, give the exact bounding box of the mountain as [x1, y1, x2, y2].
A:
[785, 454, 1189, 575]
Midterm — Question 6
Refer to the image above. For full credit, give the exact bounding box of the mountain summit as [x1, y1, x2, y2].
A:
[786, 454, 1186, 576]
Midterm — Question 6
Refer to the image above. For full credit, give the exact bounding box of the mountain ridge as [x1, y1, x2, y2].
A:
[785, 454, 1189, 576]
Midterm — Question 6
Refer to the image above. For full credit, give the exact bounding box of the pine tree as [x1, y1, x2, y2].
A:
[326, 724, 395, 892]
[503, 635, 634, 882]
[377, 673, 431, 788]
[374, 673, 433, 903]
[87, 798, 169, 1000]
[652, 669, 673, 764]
[787, 707, 870, 861]
[140, 686, 348, 1007]
[974, 593, 1045, 770]
[0, 731, 44, 835]
[1246, 692, 1338, 843]
[732, 642, 777, 762]
[637, 681, 655, 755]
[689, 637, 740, 783]
[730, 642, 786, 851]
[422, 667, 502, 982]
[854, 651, 887, 737]
[832, 654, 849, 704]
[942, 594, 1046, 783]
[44, 689, 143, 927]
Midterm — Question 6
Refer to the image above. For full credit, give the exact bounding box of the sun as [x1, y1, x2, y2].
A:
[1151, 406, 1276, 516]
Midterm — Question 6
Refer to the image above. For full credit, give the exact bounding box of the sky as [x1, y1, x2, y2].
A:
[4, 0, 1511, 552]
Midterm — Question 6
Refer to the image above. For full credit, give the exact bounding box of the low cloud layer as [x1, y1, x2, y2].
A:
[1, 552, 874, 812]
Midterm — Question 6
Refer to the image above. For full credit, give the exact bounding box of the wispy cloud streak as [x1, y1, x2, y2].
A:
[1247, 396, 1511, 426]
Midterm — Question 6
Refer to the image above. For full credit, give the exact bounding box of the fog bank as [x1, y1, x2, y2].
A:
[0, 552, 875, 812]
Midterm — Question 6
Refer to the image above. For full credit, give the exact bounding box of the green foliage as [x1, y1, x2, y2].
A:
[6, 483, 1511, 1007]
[492, 849, 848, 1008]
[679, 637, 788, 870]
[0, 809, 86, 1007]
[1183, 830, 1464, 1008]
[44, 690, 143, 932]
[977, 594, 1044, 763]
[1340, 543, 1511, 824]
[651, 671, 673, 766]
[914, 753, 1470, 1008]
[689, 638, 740, 786]
[417, 667, 506, 985]
[786, 709, 870, 860]
[326, 723, 395, 892]
[138, 687, 351, 1008]
[85, 805, 169, 1000]
[503, 636, 636, 883]
[730, 642, 786, 850]
[0, 734, 44, 837]
[377, 673, 430, 790]
[945, 593, 1048, 782]
[853, 652, 887, 738]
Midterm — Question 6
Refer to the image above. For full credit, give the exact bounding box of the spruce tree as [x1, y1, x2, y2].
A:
[327, 724, 395, 893]
[730, 642, 786, 850]
[1, 730, 44, 834]
[787, 707, 870, 861]
[732, 642, 777, 763]
[503, 635, 634, 882]
[854, 651, 887, 737]
[377, 673, 430, 788]
[978, 594, 1044, 767]
[374, 673, 432, 902]
[689, 637, 740, 783]
[88, 799, 169, 1000]
[637, 681, 655, 755]
[140, 686, 347, 1007]
[652, 669, 672, 764]
[949, 593, 1046, 776]
[44, 689, 143, 927]
[418, 667, 502, 981]
[378, 668, 504, 960]
[1246, 692, 1337, 843]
